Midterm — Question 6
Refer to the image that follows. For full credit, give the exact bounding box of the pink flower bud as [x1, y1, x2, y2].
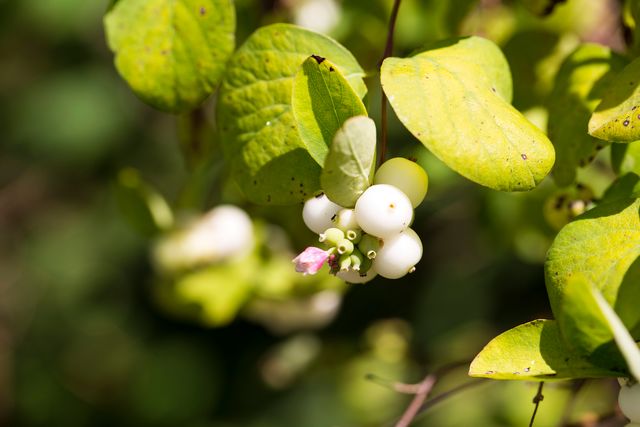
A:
[292, 247, 330, 275]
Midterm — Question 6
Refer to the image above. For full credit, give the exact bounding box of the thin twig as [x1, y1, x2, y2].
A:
[394, 374, 437, 427]
[529, 382, 545, 427]
[378, 0, 403, 167]
[365, 373, 424, 394]
[415, 379, 489, 417]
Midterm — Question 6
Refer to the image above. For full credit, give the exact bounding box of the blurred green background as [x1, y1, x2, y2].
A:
[0, 0, 628, 426]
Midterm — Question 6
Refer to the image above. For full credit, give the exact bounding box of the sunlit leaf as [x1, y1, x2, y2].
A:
[381, 36, 554, 191]
[469, 319, 624, 380]
[589, 57, 640, 142]
[104, 0, 235, 112]
[218, 24, 366, 205]
[321, 116, 376, 207]
[545, 198, 640, 325]
[292, 56, 367, 166]
[547, 44, 626, 186]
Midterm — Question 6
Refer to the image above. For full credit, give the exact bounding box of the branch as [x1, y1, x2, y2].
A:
[529, 382, 545, 427]
[394, 374, 437, 427]
[379, 0, 403, 167]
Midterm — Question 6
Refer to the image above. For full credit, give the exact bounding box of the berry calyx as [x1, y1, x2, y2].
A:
[357, 234, 380, 259]
[373, 157, 428, 207]
[319, 227, 345, 246]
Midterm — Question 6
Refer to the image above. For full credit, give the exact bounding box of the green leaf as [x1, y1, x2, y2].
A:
[218, 24, 366, 205]
[612, 140, 640, 175]
[104, 0, 235, 113]
[114, 168, 174, 236]
[592, 283, 640, 382]
[292, 56, 368, 166]
[601, 173, 640, 204]
[320, 116, 376, 207]
[547, 44, 627, 186]
[469, 319, 624, 381]
[560, 275, 625, 368]
[589, 56, 640, 142]
[545, 198, 640, 326]
[381, 36, 554, 192]
[155, 260, 256, 327]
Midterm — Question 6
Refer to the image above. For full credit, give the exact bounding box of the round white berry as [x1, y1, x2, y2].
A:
[372, 228, 422, 279]
[154, 205, 254, 271]
[374, 157, 428, 207]
[354, 184, 413, 238]
[302, 193, 342, 234]
[335, 208, 359, 231]
[619, 382, 640, 422]
[337, 268, 377, 284]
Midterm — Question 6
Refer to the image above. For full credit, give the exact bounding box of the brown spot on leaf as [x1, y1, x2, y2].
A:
[199, 6, 206, 15]
[521, 153, 528, 160]
[624, 119, 630, 126]
[311, 54, 325, 64]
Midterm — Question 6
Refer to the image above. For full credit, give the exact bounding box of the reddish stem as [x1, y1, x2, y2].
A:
[379, 0, 403, 167]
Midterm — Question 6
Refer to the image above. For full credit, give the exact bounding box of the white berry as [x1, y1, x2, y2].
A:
[335, 208, 359, 231]
[302, 193, 343, 234]
[619, 382, 640, 423]
[354, 184, 413, 238]
[374, 157, 428, 207]
[372, 228, 422, 279]
[337, 268, 377, 284]
[154, 205, 253, 271]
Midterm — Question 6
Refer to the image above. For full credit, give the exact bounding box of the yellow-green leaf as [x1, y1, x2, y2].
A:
[292, 56, 367, 166]
[321, 116, 376, 207]
[589, 56, 640, 142]
[548, 44, 627, 186]
[218, 24, 366, 205]
[469, 319, 624, 381]
[104, 0, 235, 113]
[545, 198, 640, 326]
[381, 36, 554, 191]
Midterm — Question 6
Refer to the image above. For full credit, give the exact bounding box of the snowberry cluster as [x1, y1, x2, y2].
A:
[293, 158, 428, 283]
[619, 380, 640, 426]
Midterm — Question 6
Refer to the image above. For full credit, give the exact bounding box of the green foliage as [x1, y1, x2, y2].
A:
[104, 0, 235, 112]
[612, 140, 640, 175]
[589, 57, 640, 142]
[547, 44, 627, 186]
[320, 116, 376, 207]
[114, 168, 174, 236]
[381, 36, 555, 191]
[469, 319, 623, 380]
[545, 198, 640, 326]
[217, 24, 366, 205]
[292, 56, 368, 166]
[155, 260, 255, 326]
[560, 276, 626, 366]
[600, 173, 640, 203]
